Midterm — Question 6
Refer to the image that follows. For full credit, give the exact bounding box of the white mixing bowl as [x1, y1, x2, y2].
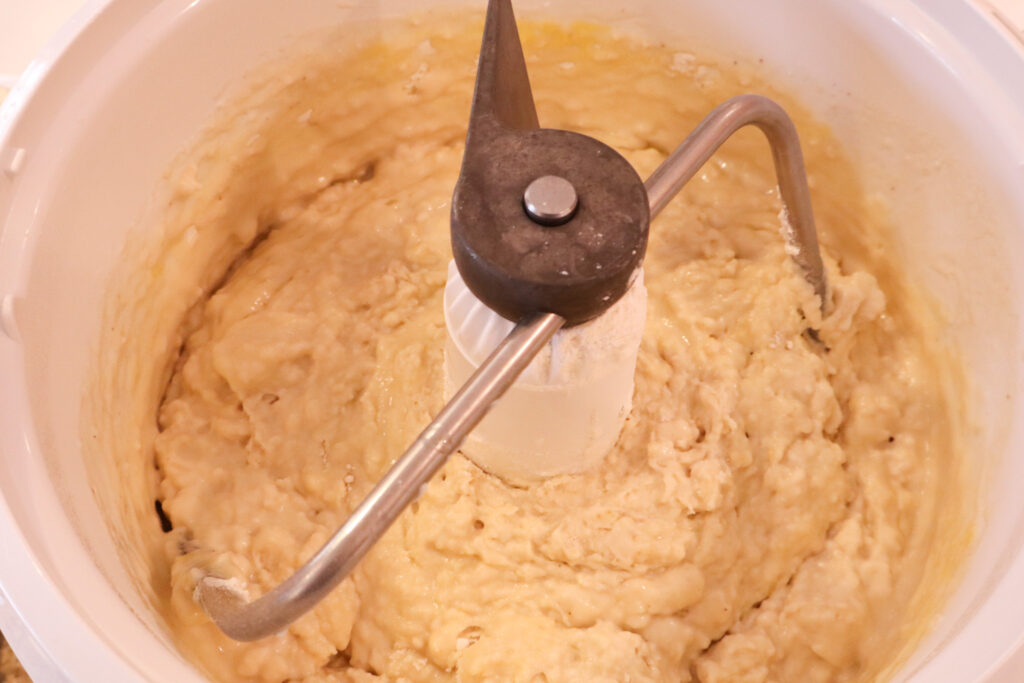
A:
[1, 0, 1023, 680]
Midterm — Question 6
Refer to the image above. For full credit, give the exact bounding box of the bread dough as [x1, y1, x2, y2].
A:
[143, 18, 966, 683]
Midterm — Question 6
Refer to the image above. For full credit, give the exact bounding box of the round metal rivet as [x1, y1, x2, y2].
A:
[523, 175, 578, 226]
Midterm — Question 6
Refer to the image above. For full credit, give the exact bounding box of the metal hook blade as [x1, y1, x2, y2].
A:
[468, 0, 539, 134]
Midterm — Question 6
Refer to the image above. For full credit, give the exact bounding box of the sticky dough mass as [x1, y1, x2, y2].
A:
[149, 19, 961, 683]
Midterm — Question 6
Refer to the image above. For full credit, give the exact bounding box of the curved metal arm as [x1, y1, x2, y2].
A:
[645, 94, 828, 306]
[197, 312, 565, 641]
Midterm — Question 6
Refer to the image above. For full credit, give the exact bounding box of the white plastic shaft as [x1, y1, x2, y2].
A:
[443, 261, 646, 484]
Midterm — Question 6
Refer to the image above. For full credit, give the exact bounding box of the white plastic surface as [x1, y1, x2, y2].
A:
[0, 1, 1023, 682]
[0, 0, 85, 87]
[444, 262, 646, 483]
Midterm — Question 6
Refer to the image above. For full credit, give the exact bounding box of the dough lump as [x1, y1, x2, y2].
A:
[146, 18, 965, 683]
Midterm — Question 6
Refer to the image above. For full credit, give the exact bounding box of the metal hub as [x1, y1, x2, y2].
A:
[449, 0, 649, 326]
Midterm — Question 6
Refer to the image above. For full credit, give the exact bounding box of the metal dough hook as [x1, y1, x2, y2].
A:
[645, 94, 827, 305]
[197, 0, 827, 641]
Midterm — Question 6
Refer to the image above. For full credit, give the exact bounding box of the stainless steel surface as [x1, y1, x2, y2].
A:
[645, 94, 828, 306]
[198, 312, 565, 641]
[523, 175, 579, 225]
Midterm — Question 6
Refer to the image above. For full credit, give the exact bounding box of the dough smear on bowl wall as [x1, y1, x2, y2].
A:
[85, 14, 971, 683]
